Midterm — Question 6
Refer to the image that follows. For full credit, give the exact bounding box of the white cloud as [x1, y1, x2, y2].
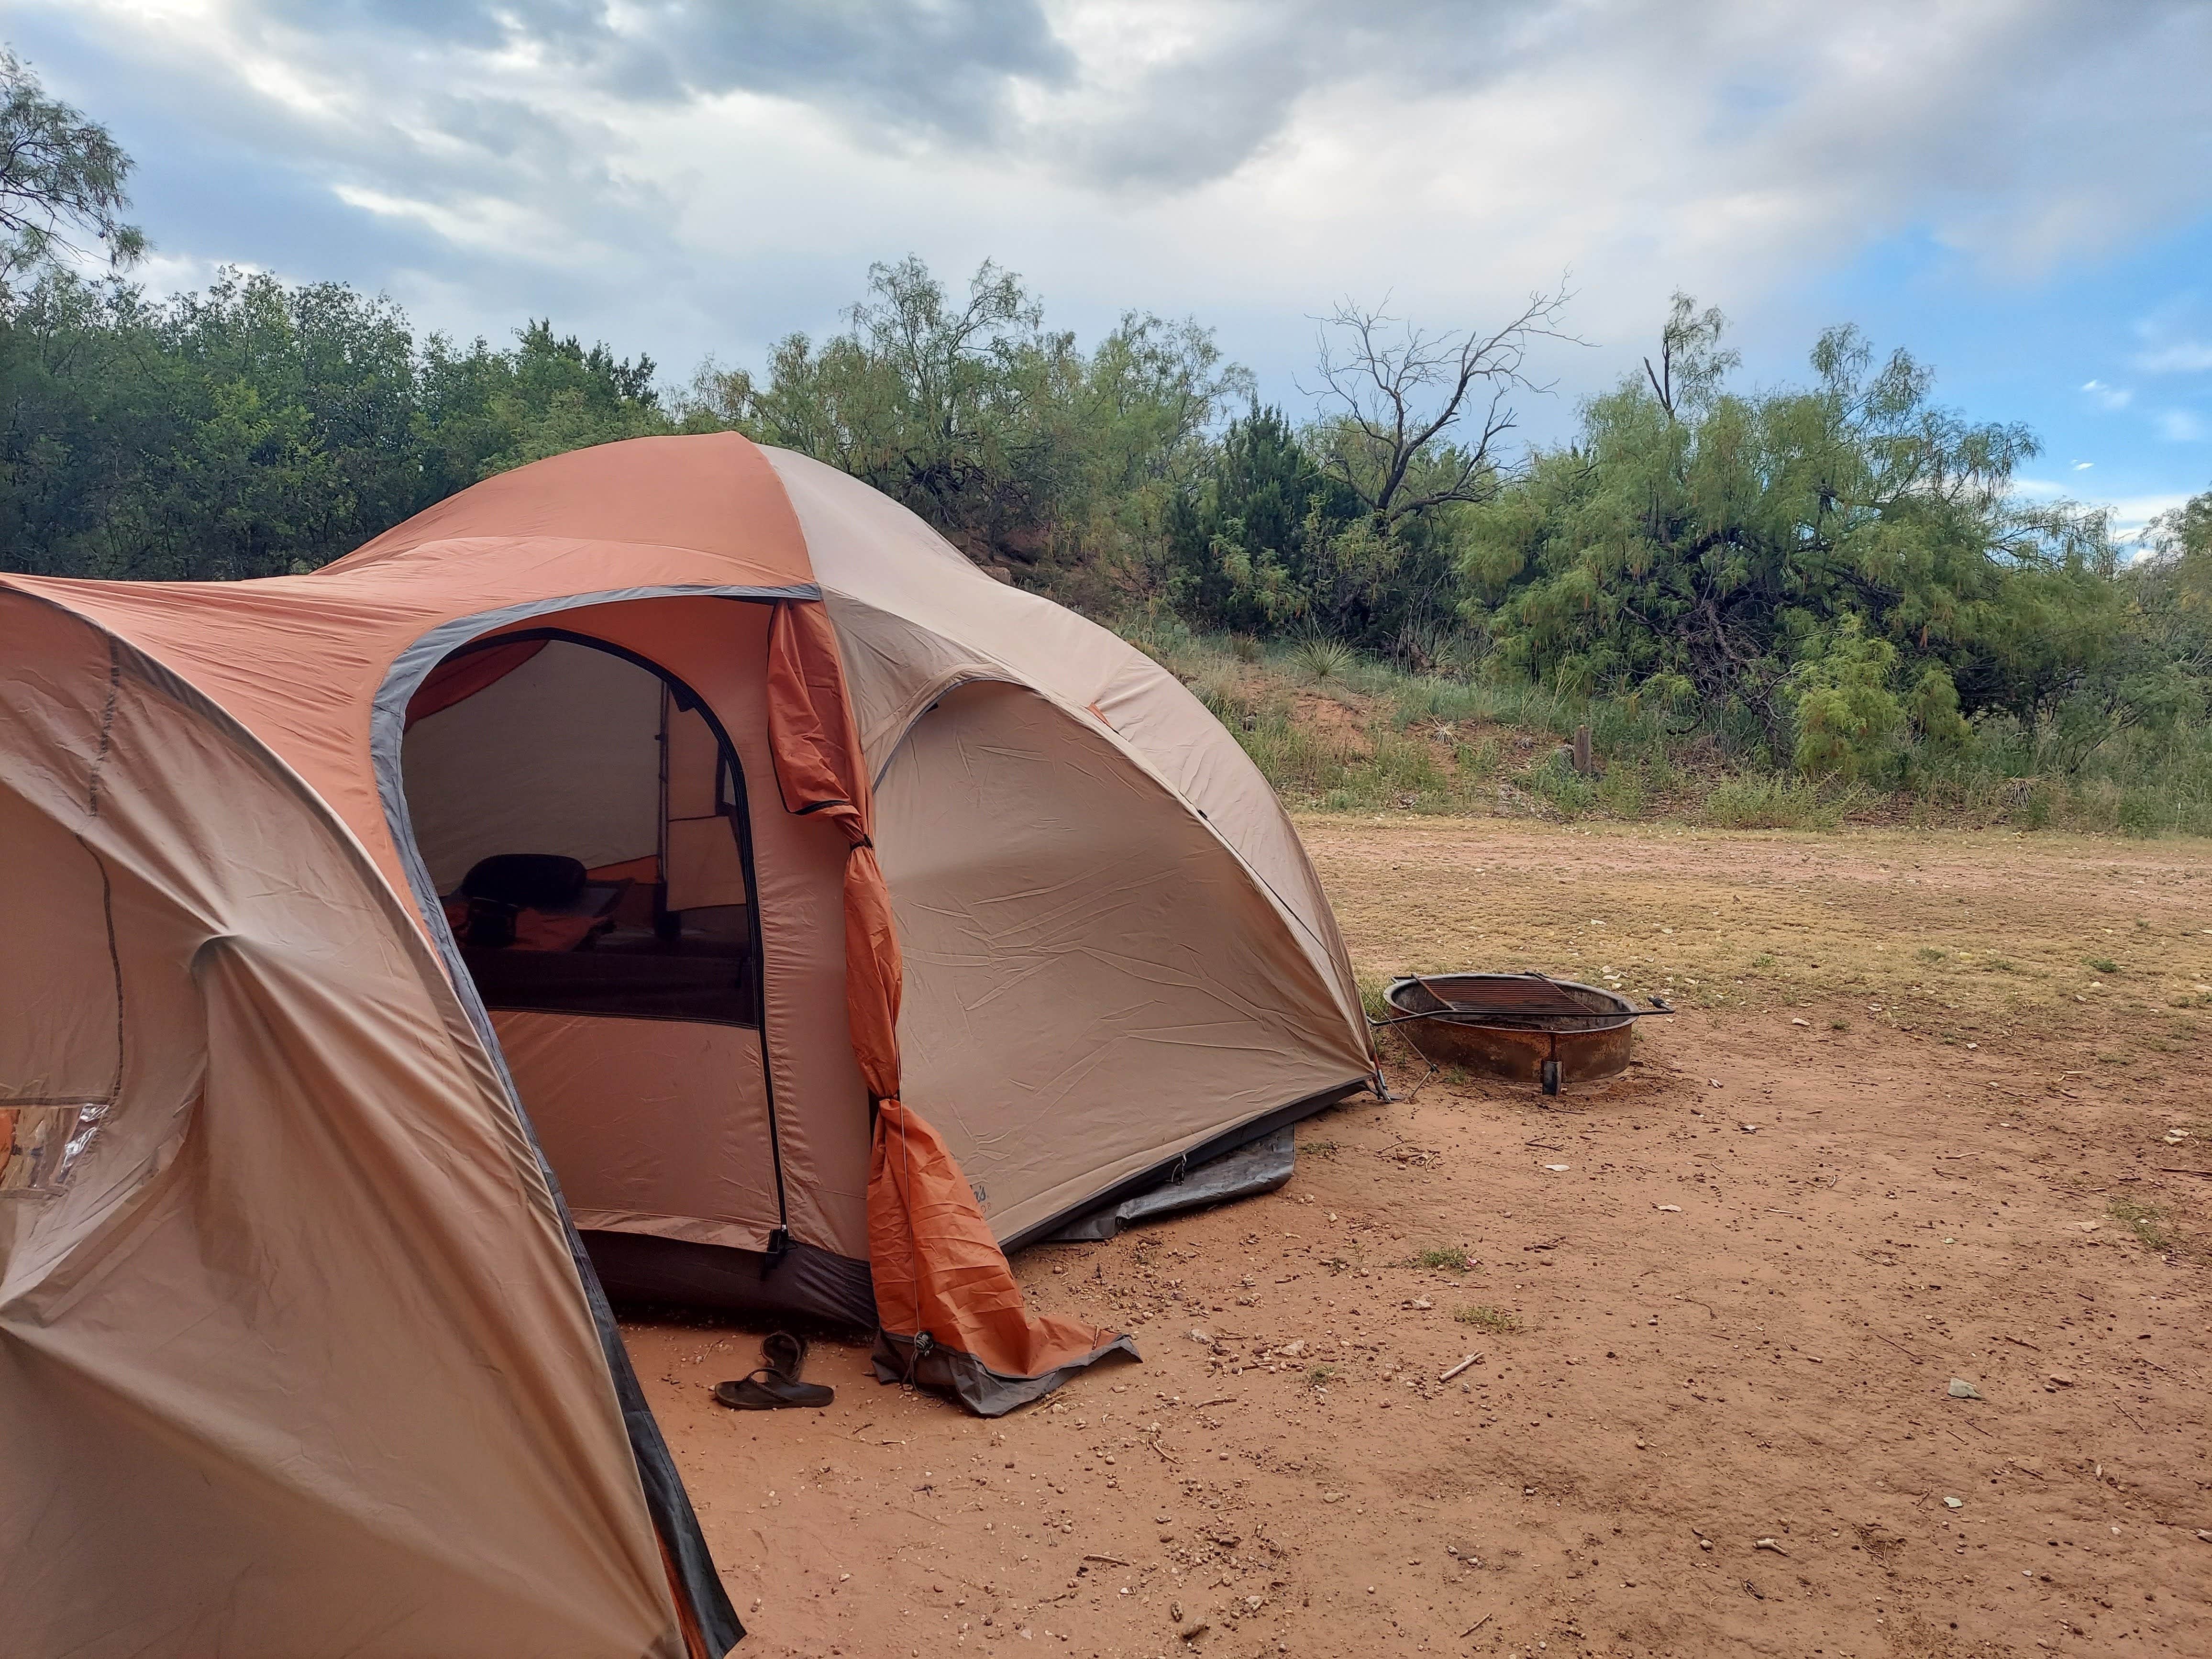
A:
[18, 0, 2212, 415]
[2021, 482, 2199, 554]
[2106, 490, 2198, 555]
[2133, 341, 2212, 374]
[2080, 379, 2132, 410]
[2157, 409, 2209, 443]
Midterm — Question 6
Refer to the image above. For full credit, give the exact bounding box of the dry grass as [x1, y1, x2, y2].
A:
[1400, 1246, 1471, 1272]
[1454, 1305, 1521, 1333]
[1297, 816, 2212, 1054]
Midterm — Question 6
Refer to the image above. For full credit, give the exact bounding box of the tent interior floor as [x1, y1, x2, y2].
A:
[613, 821, 2210, 1659]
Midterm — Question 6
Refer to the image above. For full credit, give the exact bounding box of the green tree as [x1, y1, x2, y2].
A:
[1166, 404, 1346, 633]
[706, 255, 1244, 597]
[1, 51, 144, 297]
[1463, 295, 2128, 764]
[0, 267, 676, 579]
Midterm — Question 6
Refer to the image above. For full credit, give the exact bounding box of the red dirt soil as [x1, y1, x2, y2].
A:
[623, 822, 2211, 1659]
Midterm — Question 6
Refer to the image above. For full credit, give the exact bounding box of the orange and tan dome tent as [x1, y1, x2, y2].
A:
[0, 433, 1376, 1657]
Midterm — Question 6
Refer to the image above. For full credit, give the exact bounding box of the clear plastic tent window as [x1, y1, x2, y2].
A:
[0, 1100, 107, 1197]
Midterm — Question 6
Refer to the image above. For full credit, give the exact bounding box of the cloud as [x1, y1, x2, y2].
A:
[263, 0, 1076, 144]
[14, 0, 2212, 426]
[2104, 490, 2199, 554]
[2127, 292, 2212, 374]
[2081, 379, 2132, 410]
[2133, 341, 2212, 374]
[2157, 409, 2209, 443]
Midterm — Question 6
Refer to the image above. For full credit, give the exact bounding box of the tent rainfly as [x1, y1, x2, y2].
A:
[0, 433, 1378, 1657]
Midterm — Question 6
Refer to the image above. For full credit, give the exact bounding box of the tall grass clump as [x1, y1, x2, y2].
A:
[1289, 634, 1357, 685]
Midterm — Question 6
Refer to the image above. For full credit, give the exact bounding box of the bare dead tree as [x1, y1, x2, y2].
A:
[1305, 285, 1575, 531]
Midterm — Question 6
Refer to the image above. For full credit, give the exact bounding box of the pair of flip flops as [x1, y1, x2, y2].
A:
[713, 1332, 834, 1410]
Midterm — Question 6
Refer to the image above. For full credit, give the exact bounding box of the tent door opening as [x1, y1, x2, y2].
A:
[402, 633, 764, 1027]
[400, 631, 793, 1257]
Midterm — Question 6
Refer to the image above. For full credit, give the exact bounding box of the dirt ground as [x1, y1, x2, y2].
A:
[623, 818, 2212, 1659]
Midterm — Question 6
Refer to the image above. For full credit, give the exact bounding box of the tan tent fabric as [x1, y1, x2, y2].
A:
[403, 639, 664, 888]
[763, 450, 1376, 1240]
[0, 598, 690, 1658]
[763, 446, 1361, 1042]
[872, 678, 1372, 1242]
[763, 599, 1133, 1411]
[1, 431, 1374, 1651]
[495, 1012, 780, 1253]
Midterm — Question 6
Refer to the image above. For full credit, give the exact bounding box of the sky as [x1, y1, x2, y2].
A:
[13, 0, 2212, 545]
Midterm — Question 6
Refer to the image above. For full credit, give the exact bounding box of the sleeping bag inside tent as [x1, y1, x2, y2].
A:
[0, 432, 1377, 1659]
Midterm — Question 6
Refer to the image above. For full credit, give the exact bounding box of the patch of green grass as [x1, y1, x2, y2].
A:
[1454, 1305, 1520, 1334]
[2086, 956, 2121, 975]
[2107, 1197, 2179, 1254]
[1299, 1138, 1341, 1157]
[1747, 952, 1778, 969]
[1916, 947, 1947, 963]
[1982, 956, 2018, 973]
[1402, 1246, 1471, 1272]
[1830, 1018, 1851, 1031]
[1355, 969, 1395, 1023]
[1524, 752, 1600, 818]
[1698, 775, 1835, 830]
[1305, 1364, 1338, 1387]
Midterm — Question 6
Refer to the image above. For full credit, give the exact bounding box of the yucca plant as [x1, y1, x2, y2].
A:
[1289, 634, 1355, 684]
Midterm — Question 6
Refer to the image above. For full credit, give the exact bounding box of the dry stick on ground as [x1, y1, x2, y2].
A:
[1870, 1331, 1925, 1365]
[1082, 1555, 1129, 1569]
[1460, 1613, 1493, 1637]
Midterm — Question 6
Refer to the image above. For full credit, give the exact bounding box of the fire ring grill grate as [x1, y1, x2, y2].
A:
[1378, 972, 1672, 1095]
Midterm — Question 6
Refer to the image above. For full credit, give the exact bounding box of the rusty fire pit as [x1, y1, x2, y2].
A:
[1381, 973, 1671, 1095]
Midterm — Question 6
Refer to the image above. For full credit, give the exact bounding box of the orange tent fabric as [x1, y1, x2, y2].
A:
[764, 600, 1130, 1408]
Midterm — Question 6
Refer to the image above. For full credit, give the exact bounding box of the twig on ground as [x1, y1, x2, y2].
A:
[1460, 1613, 1493, 1637]
[1870, 1331, 1924, 1365]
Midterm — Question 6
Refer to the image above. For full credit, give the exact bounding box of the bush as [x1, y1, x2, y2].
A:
[1699, 775, 1833, 830]
[1289, 635, 1356, 684]
[1789, 620, 1903, 781]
